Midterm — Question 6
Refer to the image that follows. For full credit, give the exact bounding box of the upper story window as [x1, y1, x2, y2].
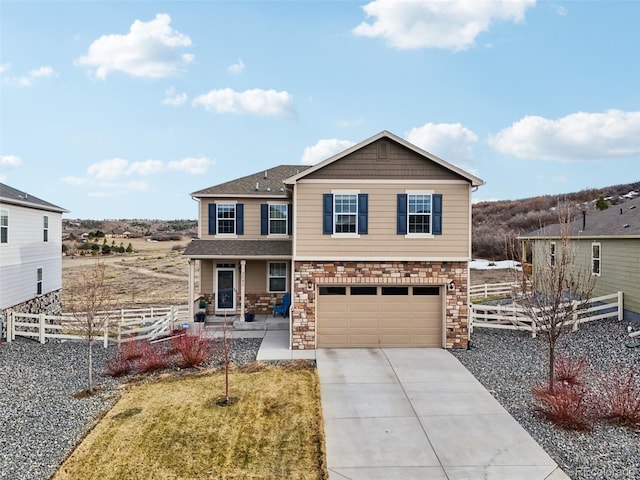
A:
[323, 193, 368, 236]
[334, 194, 357, 233]
[592, 243, 601, 275]
[208, 202, 244, 236]
[217, 204, 236, 234]
[269, 204, 287, 234]
[43, 215, 49, 242]
[0, 209, 8, 244]
[397, 193, 443, 236]
[408, 194, 431, 234]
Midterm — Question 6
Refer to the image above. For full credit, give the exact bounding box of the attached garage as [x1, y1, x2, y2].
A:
[317, 285, 443, 347]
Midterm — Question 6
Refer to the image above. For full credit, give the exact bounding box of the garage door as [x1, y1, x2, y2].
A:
[317, 285, 443, 347]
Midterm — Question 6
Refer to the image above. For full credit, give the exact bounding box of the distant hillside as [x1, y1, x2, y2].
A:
[472, 181, 640, 260]
[63, 218, 198, 241]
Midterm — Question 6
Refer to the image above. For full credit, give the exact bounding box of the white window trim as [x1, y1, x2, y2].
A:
[36, 267, 43, 296]
[405, 190, 434, 238]
[268, 202, 289, 237]
[0, 208, 8, 245]
[43, 215, 49, 243]
[215, 201, 237, 237]
[331, 190, 360, 236]
[592, 242, 601, 276]
[267, 261, 288, 293]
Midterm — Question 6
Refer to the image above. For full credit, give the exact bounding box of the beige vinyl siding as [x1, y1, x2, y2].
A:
[294, 181, 471, 259]
[199, 198, 290, 240]
[199, 260, 214, 294]
[245, 260, 267, 291]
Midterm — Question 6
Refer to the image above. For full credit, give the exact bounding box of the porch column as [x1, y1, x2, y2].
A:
[240, 260, 246, 319]
[188, 259, 195, 322]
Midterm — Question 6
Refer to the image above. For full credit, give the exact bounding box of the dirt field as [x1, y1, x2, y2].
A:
[63, 238, 516, 309]
[62, 237, 191, 309]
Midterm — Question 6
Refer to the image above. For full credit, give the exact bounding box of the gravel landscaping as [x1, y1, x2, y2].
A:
[451, 317, 640, 480]
[0, 337, 261, 480]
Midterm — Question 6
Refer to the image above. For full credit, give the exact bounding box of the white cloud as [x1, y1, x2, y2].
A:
[61, 176, 86, 185]
[0, 63, 10, 74]
[3, 66, 56, 87]
[407, 122, 478, 163]
[0, 154, 22, 167]
[168, 156, 214, 174]
[87, 158, 130, 180]
[353, 0, 535, 51]
[489, 110, 640, 161]
[125, 180, 150, 191]
[128, 159, 165, 175]
[163, 87, 188, 106]
[227, 58, 245, 74]
[192, 88, 294, 116]
[77, 13, 193, 79]
[300, 139, 356, 165]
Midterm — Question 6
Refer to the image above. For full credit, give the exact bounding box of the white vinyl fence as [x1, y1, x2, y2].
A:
[470, 282, 527, 299]
[5, 305, 189, 347]
[470, 292, 623, 337]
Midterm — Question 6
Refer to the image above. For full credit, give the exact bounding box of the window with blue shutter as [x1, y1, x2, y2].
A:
[208, 203, 216, 235]
[397, 194, 407, 235]
[398, 193, 442, 235]
[236, 204, 244, 235]
[260, 204, 268, 235]
[287, 204, 293, 235]
[323, 194, 333, 234]
[357, 194, 368, 234]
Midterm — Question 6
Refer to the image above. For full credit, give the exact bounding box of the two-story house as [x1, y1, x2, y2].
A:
[184, 131, 483, 349]
[0, 183, 68, 335]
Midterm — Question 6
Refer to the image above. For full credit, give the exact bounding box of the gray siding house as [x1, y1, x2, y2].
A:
[518, 196, 640, 315]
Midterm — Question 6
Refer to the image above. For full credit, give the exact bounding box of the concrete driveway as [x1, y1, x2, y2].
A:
[317, 348, 569, 480]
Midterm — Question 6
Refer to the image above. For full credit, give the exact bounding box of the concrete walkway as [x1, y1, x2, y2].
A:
[317, 348, 570, 480]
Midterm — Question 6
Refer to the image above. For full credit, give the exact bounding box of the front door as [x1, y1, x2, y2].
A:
[215, 267, 236, 313]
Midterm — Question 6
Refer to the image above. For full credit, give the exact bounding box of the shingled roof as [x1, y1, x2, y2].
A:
[0, 183, 68, 213]
[183, 239, 292, 258]
[519, 196, 640, 238]
[191, 165, 311, 198]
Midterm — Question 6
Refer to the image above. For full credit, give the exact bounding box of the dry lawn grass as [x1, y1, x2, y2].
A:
[53, 367, 327, 480]
[63, 238, 191, 308]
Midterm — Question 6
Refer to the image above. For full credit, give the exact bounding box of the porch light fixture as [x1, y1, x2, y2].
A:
[307, 280, 313, 290]
[448, 281, 455, 291]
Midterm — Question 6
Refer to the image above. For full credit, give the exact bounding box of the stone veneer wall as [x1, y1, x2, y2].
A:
[291, 261, 468, 350]
[1, 290, 62, 338]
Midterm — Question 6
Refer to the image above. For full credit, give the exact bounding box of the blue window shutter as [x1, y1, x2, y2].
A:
[432, 194, 442, 235]
[323, 194, 333, 234]
[236, 203, 244, 235]
[358, 194, 368, 234]
[260, 204, 268, 235]
[208, 203, 216, 235]
[397, 194, 407, 235]
[287, 204, 293, 235]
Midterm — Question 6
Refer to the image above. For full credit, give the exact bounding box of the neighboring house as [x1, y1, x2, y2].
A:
[518, 196, 640, 315]
[0, 183, 68, 334]
[184, 131, 484, 349]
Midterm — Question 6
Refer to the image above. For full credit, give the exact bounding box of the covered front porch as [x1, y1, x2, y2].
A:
[183, 239, 293, 336]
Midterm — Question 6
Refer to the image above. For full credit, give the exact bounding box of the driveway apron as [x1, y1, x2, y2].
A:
[317, 348, 570, 480]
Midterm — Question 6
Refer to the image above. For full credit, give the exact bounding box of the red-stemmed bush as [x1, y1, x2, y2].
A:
[137, 342, 170, 373]
[171, 329, 212, 368]
[595, 368, 640, 429]
[532, 382, 592, 431]
[120, 340, 144, 361]
[554, 355, 588, 386]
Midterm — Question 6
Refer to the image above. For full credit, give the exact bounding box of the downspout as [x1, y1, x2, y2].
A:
[289, 183, 296, 351]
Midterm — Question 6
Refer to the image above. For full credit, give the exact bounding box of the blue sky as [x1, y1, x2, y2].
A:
[2, 0, 639, 219]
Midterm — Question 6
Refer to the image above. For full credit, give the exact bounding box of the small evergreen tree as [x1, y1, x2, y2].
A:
[595, 194, 609, 211]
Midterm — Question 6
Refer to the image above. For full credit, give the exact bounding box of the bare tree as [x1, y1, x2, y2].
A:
[516, 205, 597, 392]
[65, 261, 115, 393]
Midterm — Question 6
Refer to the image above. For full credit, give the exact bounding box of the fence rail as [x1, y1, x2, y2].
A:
[470, 291, 623, 337]
[5, 305, 189, 347]
[470, 281, 526, 299]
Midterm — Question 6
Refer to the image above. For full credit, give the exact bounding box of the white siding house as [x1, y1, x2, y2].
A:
[0, 183, 68, 335]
